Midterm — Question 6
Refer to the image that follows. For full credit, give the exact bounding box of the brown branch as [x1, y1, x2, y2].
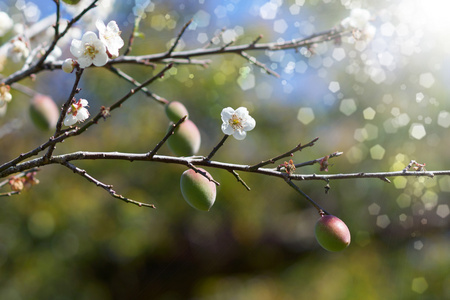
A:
[205, 134, 229, 161]
[249, 137, 319, 170]
[62, 161, 155, 208]
[147, 116, 187, 158]
[284, 177, 331, 215]
[240, 51, 280, 78]
[107, 65, 169, 105]
[229, 170, 251, 191]
[165, 19, 192, 57]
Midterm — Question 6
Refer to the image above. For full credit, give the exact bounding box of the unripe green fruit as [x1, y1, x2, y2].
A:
[315, 215, 351, 252]
[165, 101, 189, 122]
[167, 119, 201, 156]
[61, 0, 81, 4]
[180, 168, 216, 211]
[29, 94, 59, 131]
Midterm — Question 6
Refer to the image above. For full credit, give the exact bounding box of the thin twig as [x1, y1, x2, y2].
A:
[0, 191, 20, 197]
[240, 51, 280, 77]
[277, 151, 343, 171]
[205, 134, 229, 161]
[147, 116, 187, 158]
[203, 27, 226, 49]
[250, 137, 319, 170]
[62, 161, 155, 208]
[165, 19, 192, 57]
[107, 66, 169, 105]
[186, 162, 220, 186]
[284, 178, 330, 215]
[123, 14, 142, 56]
[229, 170, 251, 191]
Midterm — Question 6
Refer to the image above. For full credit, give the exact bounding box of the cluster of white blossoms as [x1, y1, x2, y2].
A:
[340, 8, 376, 41]
[64, 99, 90, 126]
[65, 20, 124, 71]
[221, 107, 256, 140]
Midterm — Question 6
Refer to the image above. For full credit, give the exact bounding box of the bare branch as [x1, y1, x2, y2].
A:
[205, 135, 229, 161]
[165, 19, 193, 57]
[107, 65, 169, 105]
[62, 161, 155, 208]
[229, 170, 251, 191]
[284, 178, 331, 215]
[250, 137, 319, 170]
[147, 116, 187, 158]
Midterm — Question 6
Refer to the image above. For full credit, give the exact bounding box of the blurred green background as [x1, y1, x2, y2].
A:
[0, 0, 449, 299]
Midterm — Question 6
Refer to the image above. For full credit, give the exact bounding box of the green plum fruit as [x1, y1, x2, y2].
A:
[165, 101, 189, 122]
[29, 94, 59, 131]
[180, 168, 216, 211]
[61, 0, 82, 4]
[315, 214, 351, 252]
[167, 119, 201, 156]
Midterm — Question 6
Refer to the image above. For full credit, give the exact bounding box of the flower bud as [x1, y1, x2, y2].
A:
[180, 168, 216, 211]
[167, 119, 201, 156]
[315, 214, 351, 252]
[62, 58, 75, 73]
[165, 101, 189, 122]
[29, 94, 59, 131]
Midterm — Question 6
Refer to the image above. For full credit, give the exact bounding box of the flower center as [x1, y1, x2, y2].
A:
[229, 114, 243, 130]
[84, 43, 98, 58]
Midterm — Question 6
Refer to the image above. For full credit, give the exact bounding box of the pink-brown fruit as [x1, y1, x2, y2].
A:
[167, 119, 201, 156]
[165, 101, 189, 122]
[29, 94, 59, 131]
[180, 168, 216, 211]
[315, 214, 351, 252]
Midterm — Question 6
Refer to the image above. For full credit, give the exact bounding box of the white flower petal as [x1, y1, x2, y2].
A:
[80, 99, 89, 106]
[82, 31, 98, 43]
[221, 107, 234, 121]
[92, 51, 108, 66]
[76, 108, 90, 122]
[221, 123, 234, 135]
[64, 114, 77, 126]
[243, 116, 256, 131]
[70, 39, 83, 57]
[233, 130, 247, 140]
[77, 56, 92, 68]
[235, 107, 249, 118]
[96, 19, 106, 32]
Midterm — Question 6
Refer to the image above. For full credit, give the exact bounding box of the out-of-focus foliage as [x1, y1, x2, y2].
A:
[0, 0, 449, 299]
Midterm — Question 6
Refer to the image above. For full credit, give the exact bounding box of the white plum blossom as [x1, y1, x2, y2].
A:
[341, 8, 376, 41]
[96, 20, 124, 58]
[8, 38, 29, 62]
[64, 99, 90, 126]
[221, 107, 256, 140]
[62, 58, 76, 73]
[0, 84, 12, 107]
[70, 31, 108, 68]
[0, 11, 13, 36]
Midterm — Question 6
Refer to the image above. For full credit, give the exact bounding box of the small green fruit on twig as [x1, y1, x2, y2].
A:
[180, 168, 216, 211]
[29, 94, 59, 131]
[315, 214, 351, 251]
[165, 101, 189, 122]
[167, 119, 201, 156]
[61, 0, 82, 4]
